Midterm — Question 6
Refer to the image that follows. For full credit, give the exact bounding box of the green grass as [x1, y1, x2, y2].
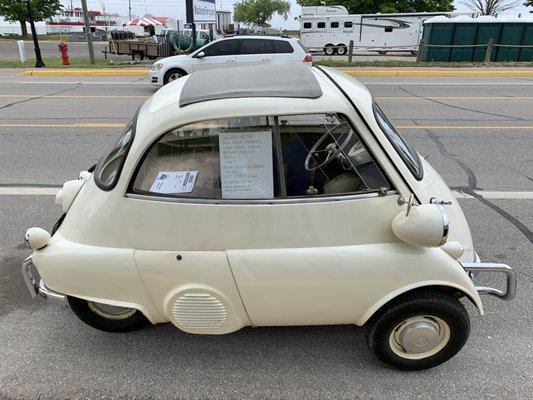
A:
[314, 59, 533, 68]
[0, 57, 152, 68]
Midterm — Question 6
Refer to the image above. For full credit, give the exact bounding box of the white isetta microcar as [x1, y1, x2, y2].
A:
[23, 64, 516, 370]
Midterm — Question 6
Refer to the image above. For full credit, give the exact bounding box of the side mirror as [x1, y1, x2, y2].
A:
[195, 51, 205, 58]
[392, 201, 448, 247]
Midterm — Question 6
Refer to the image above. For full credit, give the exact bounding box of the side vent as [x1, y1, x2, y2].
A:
[169, 292, 227, 330]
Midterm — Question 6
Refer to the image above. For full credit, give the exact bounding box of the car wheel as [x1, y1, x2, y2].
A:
[324, 44, 336, 56]
[366, 290, 470, 370]
[378, 51, 387, 55]
[163, 68, 187, 85]
[67, 296, 149, 333]
[337, 44, 347, 55]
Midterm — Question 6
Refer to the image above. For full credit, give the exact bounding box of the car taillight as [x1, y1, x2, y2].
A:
[303, 54, 313, 62]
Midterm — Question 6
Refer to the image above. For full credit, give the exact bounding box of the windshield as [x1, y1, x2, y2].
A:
[94, 121, 135, 190]
[373, 102, 423, 180]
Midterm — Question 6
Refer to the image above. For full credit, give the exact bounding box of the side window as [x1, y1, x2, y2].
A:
[95, 121, 135, 190]
[278, 114, 390, 197]
[330, 21, 339, 29]
[317, 21, 326, 29]
[344, 21, 353, 28]
[273, 40, 294, 54]
[240, 39, 274, 55]
[131, 114, 390, 200]
[202, 40, 238, 56]
[303, 22, 312, 29]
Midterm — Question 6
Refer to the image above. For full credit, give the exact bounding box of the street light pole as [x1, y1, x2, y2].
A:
[25, 0, 45, 67]
[80, 0, 95, 64]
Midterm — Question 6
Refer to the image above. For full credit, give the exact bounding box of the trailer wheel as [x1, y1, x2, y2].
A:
[132, 51, 144, 62]
[147, 56, 157, 60]
[324, 44, 336, 56]
[410, 50, 418, 56]
[337, 44, 347, 55]
[378, 51, 387, 55]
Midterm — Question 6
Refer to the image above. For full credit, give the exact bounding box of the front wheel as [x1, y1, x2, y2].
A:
[163, 68, 187, 85]
[366, 290, 470, 370]
[68, 296, 149, 332]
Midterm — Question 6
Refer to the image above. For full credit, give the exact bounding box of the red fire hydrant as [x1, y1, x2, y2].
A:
[58, 41, 70, 65]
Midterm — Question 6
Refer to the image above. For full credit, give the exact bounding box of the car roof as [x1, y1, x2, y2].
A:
[179, 64, 322, 107]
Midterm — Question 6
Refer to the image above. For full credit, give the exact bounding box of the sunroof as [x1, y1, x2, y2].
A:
[179, 63, 322, 107]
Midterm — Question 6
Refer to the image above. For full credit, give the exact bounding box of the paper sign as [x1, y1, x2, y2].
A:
[150, 171, 198, 194]
[219, 131, 273, 199]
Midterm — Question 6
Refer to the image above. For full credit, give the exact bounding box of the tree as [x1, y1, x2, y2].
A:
[524, 0, 532, 6]
[234, 0, 291, 27]
[295, 0, 454, 14]
[461, 0, 517, 15]
[0, 0, 62, 38]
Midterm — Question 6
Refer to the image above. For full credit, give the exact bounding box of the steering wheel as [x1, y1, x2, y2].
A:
[304, 124, 353, 171]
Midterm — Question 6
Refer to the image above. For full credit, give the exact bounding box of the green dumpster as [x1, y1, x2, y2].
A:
[450, 19, 477, 61]
[519, 23, 533, 61]
[497, 22, 526, 61]
[473, 19, 502, 62]
[424, 20, 454, 62]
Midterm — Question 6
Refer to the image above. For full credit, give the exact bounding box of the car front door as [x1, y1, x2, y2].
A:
[191, 39, 237, 72]
[235, 38, 274, 67]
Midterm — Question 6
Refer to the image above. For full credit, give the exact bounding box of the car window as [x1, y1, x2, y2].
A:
[344, 21, 353, 28]
[202, 39, 238, 56]
[373, 103, 423, 180]
[303, 22, 312, 29]
[95, 121, 135, 190]
[240, 39, 275, 55]
[273, 40, 294, 54]
[317, 22, 326, 29]
[131, 114, 390, 200]
[331, 21, 339, 28]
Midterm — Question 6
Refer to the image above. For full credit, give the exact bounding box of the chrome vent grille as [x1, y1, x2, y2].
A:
[171, 292, 227, 329]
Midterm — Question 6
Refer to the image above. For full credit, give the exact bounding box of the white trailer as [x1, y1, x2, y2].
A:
[300, 6, 454, 55]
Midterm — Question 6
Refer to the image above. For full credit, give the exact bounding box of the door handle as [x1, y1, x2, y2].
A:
[226, 59, 235, 63]
[261, 58, 271, 62]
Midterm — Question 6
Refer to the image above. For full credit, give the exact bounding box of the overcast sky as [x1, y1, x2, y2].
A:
[80, 0, 531, 30]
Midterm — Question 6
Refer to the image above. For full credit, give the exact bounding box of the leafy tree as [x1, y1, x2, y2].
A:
[234, 0, 291, 27]
[296, 0, 454, 14]
[0, 0, 62, 38]
[461, 0, 517, 15]
[523, 0, 532, 6]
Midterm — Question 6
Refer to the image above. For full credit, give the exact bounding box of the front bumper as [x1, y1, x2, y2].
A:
[462, 258, 517, 301]
[21, 256, 66, 301]
[149, 70, 161, 85]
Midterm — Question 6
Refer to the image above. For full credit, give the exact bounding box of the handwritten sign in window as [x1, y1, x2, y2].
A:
[219, 131, 273, 199]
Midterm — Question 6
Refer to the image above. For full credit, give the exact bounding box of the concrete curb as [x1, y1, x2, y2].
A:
[17, 68, 533, 78]
[20, 69, 149, 76]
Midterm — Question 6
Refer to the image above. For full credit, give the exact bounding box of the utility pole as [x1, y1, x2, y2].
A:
[25, 0, 45, 67]
[80, 0, 95, 64]
[128, 0, 132, 21]
[185, 0, 197, 51]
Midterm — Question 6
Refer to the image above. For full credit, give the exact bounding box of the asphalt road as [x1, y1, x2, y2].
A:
[0, 72, 531, 399]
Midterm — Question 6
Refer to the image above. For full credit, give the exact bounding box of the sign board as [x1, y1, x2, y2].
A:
[219, 131, 274, 199]
[193, 0, 216, 23]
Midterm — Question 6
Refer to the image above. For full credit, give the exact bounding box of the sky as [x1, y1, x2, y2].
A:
[79, 0, 531, 30]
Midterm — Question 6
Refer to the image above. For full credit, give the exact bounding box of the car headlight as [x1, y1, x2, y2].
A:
[151, 63, 163, 71]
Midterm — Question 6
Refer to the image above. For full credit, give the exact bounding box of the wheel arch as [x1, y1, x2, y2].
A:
[356, 281, 483, 326]
[163, 66, 189, 83]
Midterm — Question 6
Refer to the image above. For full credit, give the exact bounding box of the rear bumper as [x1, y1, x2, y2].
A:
[462, 258, 517, 301]
[21, 256, 66, 301]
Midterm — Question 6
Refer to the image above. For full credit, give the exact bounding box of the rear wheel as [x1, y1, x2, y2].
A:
[324, 44, 336, 56]
[336, 44, 347, 55]
[366, 290, 470, 370]
[378, 51, 387, 55]
[132, 51, 144, 62]
[68, 296, 149, 333]
[163, 68, 187, 85]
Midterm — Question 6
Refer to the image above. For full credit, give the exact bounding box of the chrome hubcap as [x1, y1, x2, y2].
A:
[168, 73, 181, 82]
[389, 316, 450, 360]
[88, 301, 136, 320]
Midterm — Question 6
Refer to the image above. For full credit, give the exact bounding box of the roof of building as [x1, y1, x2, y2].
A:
[179, 64, 323, 107]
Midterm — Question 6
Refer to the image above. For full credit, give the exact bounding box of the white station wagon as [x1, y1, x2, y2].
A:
[23, 64, 516, 370]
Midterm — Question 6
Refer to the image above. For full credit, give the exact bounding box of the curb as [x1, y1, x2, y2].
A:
[20, 69, 149, 76]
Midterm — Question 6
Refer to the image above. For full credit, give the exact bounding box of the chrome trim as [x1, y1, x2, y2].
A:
[462, 262, 517, 301]
[436, 204, 449, 246]
[21, 256, 66, 301]
[126, 190, 398, 205]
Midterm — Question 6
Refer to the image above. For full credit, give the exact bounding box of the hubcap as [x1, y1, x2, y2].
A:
[88, 301, 136, 320]
[389, 316, 450, 360]
[168, 73, 181, 82]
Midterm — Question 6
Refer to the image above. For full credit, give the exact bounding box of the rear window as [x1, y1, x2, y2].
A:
[240, 39, 274, 54]
[373, 103, 423, 180]
[274, 40, 294, 53]
[95, 121, 135, 190]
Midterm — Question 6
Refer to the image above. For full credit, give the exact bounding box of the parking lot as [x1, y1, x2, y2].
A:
[0, 72, 531, 399]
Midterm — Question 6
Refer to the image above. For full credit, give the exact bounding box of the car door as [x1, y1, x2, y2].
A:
[191, 39, 237, 72]
[235, 38, 274, 67]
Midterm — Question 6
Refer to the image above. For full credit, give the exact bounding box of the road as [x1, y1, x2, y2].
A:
[0, 72, 531, 399]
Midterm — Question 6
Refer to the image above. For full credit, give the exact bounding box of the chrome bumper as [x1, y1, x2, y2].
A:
[462, 260, 517, 301]
[21, 256, 66, 301]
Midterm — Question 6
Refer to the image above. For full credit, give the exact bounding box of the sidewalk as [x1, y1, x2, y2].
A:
[11, 66, 533, 78]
